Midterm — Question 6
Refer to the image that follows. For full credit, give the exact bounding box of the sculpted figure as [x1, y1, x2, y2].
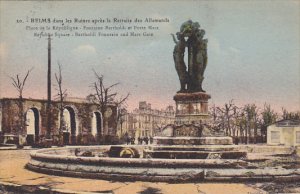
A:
[172, 20, 208, 93]
[193, 29, 208, 92]
[171, 32, 188, 92]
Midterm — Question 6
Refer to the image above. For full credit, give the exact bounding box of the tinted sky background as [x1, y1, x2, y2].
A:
[0, 0, 299, 112]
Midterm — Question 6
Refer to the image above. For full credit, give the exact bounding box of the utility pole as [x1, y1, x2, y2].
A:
[46, 34, 52, 140]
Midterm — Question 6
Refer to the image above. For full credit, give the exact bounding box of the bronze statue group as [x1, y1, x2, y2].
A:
[172, 20, 208, 93]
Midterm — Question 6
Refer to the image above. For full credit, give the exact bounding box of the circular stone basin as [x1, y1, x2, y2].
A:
[26, 146, 300, 182]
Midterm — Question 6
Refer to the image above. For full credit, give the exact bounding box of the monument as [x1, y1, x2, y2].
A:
[172, 20, 211, 124]
[152, 20, 232, 147]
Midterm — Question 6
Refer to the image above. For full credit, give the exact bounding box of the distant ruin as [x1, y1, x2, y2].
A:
[0, 98, 118, 145]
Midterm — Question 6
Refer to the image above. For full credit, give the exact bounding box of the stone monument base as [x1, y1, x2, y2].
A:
[143, 144, 246, 159]
[150, 121, 239, 159]
[174, 92, 211, 124]
[153, 136, 233, 145]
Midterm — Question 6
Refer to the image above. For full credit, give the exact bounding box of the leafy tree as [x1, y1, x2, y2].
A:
[281, 108, 300, 120]
[260, 103, 278, 142]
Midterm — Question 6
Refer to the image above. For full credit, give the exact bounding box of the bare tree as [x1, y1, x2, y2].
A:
[231, 106, 242, 141]
[9, 68, 33, 145]
[209, 104, 222, 133]
[210, 104, 218, 123]
[252, 106, 260, 144]
[90, 70, 129, 141]
[243, 104, 260, 144]
[10, 68, 33, 99]
[54, 63, 67, 144]
[216, 100, 237, 136]
[116, 106, 128, 137]
[235, 111, 247, 144]
[113, 95, 130, 137]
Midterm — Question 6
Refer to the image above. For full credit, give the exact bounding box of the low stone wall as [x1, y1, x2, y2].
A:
[239, 145, 296, 154]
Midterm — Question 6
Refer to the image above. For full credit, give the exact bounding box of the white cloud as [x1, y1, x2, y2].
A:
[73, 44, 96, 54]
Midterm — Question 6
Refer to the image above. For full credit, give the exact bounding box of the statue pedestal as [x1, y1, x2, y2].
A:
[142, 21, 245, 160]
[174, 92, 211, 124]
[149, 91, 234, 147]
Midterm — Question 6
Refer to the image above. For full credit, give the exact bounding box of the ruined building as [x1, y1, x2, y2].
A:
[0, 97, 118, 145]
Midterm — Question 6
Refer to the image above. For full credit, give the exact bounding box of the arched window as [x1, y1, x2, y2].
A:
[91, 112, 102, 136]
[63, 106, 77, 144]
[25, 108, 40, 144]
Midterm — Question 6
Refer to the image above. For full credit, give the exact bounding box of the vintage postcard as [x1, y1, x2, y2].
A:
[0, 0, 299, 193]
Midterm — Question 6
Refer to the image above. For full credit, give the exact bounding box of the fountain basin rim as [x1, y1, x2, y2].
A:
[29, 146, 247, 168]
[26, 146, 300, 182]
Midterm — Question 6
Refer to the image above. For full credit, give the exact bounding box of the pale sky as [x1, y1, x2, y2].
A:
[0, 0, 299, 112]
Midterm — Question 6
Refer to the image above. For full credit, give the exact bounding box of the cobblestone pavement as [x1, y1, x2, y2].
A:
[0, 149, 266, 194]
